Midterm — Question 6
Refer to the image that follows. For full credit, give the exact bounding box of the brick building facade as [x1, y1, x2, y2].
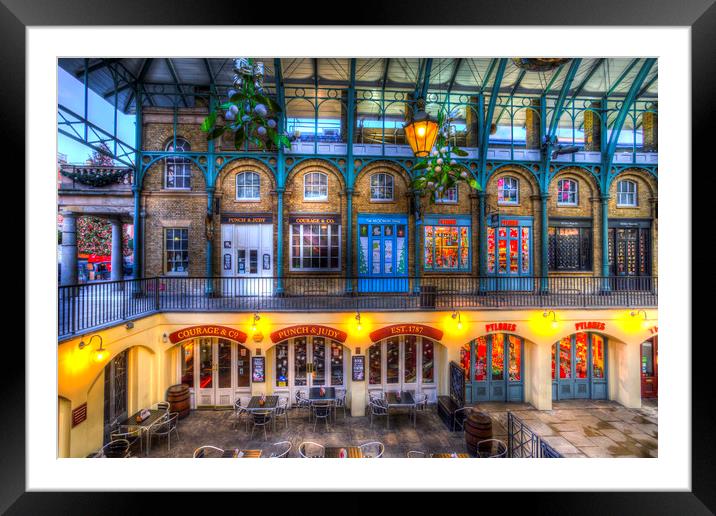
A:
[138, 107, 658, 283]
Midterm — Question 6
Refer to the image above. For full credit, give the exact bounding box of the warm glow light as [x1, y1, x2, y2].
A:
[93, 348, 108, 363]
[404, 111, 439, 158]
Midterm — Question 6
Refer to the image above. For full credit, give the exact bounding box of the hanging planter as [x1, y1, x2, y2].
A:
[511, 58, 571, 72]
[201, 58, 293, 151]
[60, 166, 130, 187]
[410, 107, 481, 202]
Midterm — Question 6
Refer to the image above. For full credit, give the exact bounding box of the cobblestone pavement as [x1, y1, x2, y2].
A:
[137, 399, 657, 459]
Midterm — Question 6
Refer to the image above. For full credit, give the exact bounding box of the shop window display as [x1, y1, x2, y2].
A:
[423, 217, 471, 272]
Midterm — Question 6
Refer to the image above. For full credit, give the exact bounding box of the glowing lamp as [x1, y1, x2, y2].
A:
[404, 101, 439, 158]
[631, 309, 649, 329]
[251, 312, 261, 332]
[451, 310, 463, 331]
[79, 334, 108, 363]
[543, 310, 558, 329]
[355, 311, 362, 332]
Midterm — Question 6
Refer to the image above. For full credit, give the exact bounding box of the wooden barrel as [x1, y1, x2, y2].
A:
[464, 410, 493, 457]
[166, 384, 191, 419]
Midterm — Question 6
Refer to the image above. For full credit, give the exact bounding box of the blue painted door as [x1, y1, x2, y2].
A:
[465, 334, 524, 403]
[485, 216, 533, 292]
[552, 333, 608, 400]
[357, 214, 408, 292]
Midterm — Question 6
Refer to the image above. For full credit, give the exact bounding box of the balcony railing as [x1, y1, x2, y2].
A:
[57, 275, 657, 340]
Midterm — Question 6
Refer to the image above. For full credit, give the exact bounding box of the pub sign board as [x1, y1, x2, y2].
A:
[288, 214, 341, 225]
[352, 355, 365, 382]
[270, 325, 348, 343]
[252, 356, 266, 383]
[220, 213, 273, 224]
[368, 324, 444, 342]
[169, 325, 248, 344]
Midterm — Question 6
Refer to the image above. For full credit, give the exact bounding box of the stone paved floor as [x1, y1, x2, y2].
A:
[138, 398, 657, 459]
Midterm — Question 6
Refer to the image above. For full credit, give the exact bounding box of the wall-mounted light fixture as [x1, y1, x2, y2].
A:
[251, 313, 261, 332]
[631, 309, 649, 329]
[451, 310, 463, 330]
[355, 311, 362, 332]
[78, 334, 108, 363]
[543, 310, 558, 329]
[162, 333, 168, 343]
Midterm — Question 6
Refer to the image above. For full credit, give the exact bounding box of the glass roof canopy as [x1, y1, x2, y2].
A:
[58, 57, 657, 134]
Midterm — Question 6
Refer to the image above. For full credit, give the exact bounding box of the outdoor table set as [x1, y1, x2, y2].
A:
[119, 408, 167, 456]
[384, 391, 417, 429]
[245, 395, 280, 431]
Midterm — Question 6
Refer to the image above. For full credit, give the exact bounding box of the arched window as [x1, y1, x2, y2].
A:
[370, 172, 394, 201]
[164, 138, 192, 189]
[304, 172, 328, 200]
[557, 178, 578, 206]
[497, 176, 519, 205]
[435, 185, 458, 204]
[616, 179, 638, 207]
[236, 171, 260, 200]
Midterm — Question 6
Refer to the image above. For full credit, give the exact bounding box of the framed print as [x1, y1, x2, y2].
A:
[352, 355, 365, 382]
[251, 356, 265, 383]
[11, 0, 713, 508]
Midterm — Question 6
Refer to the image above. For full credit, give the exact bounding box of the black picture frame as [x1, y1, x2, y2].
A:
[251, 356, 265, 383]
[352, 355, 365, 382]
[10, 0, 712, 510]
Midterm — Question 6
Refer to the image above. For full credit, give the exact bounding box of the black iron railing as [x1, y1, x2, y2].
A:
[507, 411, 562, 458]
[58, 275, 657, 340]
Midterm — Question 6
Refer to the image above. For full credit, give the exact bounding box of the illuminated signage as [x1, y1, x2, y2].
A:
[649, 326, 658, 335]
[574, 321, 606, 331]
[438, 219, 457, 225]
[501, 220, 519, 226]
[270, 325, 348, 343]
[369, 324, 444, 342]
[485, 322, 517, 333]
[169, 325, 248, 344]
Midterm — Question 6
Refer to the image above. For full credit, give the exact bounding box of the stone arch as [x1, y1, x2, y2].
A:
[355, 160, 412, 191]
[610, 167, 657, 197]
[139, 153, 207, 192]
[484, 165, 540, 216]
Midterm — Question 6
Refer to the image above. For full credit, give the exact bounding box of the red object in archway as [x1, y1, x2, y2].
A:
[369, 324, 443, 342]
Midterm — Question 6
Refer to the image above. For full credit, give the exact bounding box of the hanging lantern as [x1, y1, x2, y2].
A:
[404, 100, 439, 158]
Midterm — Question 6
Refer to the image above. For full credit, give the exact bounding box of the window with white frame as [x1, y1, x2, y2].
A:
[303, 172, 328, 200]
[435, 185, 458, 204]
[290, 223, 341, 270]
[164, 138, 192, 189]
[164, 228, 189, 274]
[557, 178, 578, 206]
[497, 176, 519, 205]
[616, 180, 638, 207]
[370, 173, 394, 201]
[236, 171, 260, 200]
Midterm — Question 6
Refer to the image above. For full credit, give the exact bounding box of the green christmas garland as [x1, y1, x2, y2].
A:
[410, 108, 482, 202]
[201, 58, 293, 151]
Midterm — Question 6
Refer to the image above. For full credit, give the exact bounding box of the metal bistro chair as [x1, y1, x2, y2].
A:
[312, 400, 333, 432]
[407, 450, 427, 458]
[274, 397, 289, 430]
[98, 439, 131, 458]
[359, 441, 384, 458]
[193, 445, 225, 458]
[295, 391, 310, 419]
[153, 402, 170, 413]
[250, 410, 273, 441]
[148, 412, 180, 452]
[452, 407, 470, 432]
[110, 426, 143, 457]
[268, 441, 292, 458]
[233, 398, 250, 432]
[334, 390, 347, 420]
[477, 439, 507, 458]
[298, 441, 325, 458]
[369, 398, 388, 429]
